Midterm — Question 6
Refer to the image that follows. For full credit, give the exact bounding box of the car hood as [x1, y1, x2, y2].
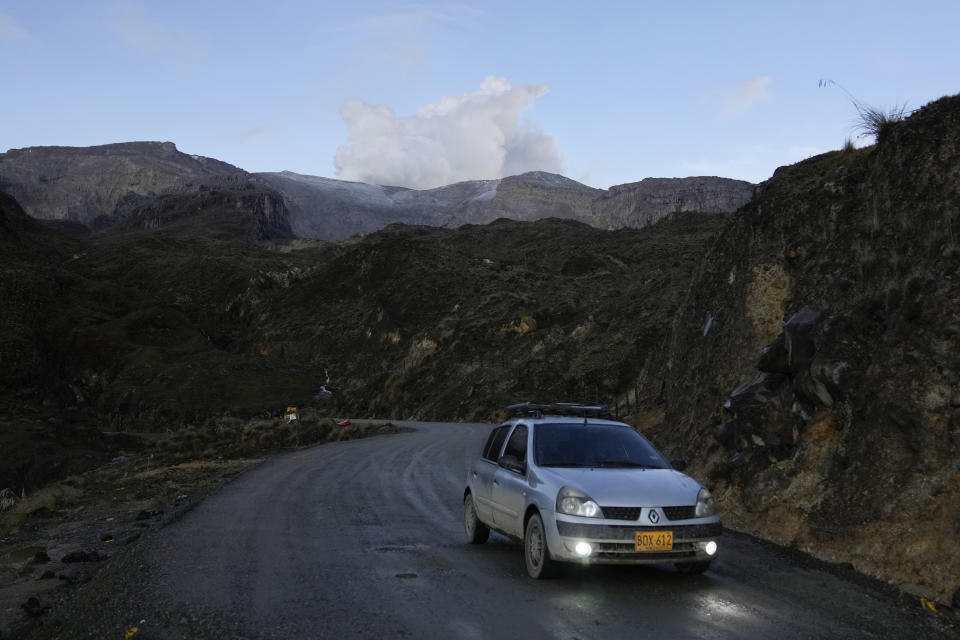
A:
[537, 467, 701, 506]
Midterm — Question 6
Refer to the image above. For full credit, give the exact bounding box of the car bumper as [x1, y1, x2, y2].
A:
[547, 517, 723, 565]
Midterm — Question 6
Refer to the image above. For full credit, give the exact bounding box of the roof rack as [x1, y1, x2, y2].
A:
[506, 402, 614, 419]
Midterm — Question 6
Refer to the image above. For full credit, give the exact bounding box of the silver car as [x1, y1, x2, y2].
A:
[463, 403, 722, 578]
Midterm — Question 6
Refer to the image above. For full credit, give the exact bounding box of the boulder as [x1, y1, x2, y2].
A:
[713, 423, 734, 446]
[793, 368, 835, 408]
[724, 373, 789, 426]
[721, 373, 795, 454]
[809, 354, 855, 402]
[61, 549, 106, 563]
[757, 333, 789, 374]
[783, 306, 822, 372]
[21, 596, 46, 617]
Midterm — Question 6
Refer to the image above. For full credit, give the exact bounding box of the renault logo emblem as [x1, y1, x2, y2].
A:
[648, 509, 660, 524]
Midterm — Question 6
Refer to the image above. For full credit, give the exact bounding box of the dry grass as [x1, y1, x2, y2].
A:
[853, 102, 909, 142]
[0, 418, 399, 536]
[819, 79, 911, 143]
[0, 488, 18, 512]
[160, 414, 342, 461]
[0, 485, 84, 532]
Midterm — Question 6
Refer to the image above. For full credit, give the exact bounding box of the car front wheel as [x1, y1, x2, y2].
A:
[464, 493, 490, 544]
[524, 512, 559, 579]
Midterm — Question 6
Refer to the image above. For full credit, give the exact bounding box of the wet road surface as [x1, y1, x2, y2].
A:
[25, 421, 957, 639]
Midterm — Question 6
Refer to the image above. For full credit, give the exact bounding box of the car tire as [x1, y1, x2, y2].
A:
[464, 493, 490, 544]
[675, 561, 711, 574]
[524, 512, 559, 579]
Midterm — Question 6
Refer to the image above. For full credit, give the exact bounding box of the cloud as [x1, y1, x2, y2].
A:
[113, 7, 207, 66]
[0, 13, 27, 41]
[334, 76, 563, 189]
[723, 76, 772, 116]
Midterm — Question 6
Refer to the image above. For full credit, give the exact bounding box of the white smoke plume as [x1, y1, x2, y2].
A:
[334, 76, 563, 189]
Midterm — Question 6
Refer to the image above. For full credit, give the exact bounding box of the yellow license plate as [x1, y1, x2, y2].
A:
[635, 531, 673, 551]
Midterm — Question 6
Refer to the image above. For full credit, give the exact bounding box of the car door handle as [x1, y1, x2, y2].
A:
[472, 472, 478, 478]
[493, 480, 499, 485]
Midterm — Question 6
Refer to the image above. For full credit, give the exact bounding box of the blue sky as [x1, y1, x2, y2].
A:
[2, 1, 958, 189]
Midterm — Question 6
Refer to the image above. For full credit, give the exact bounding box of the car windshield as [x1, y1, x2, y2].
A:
[533, 422, 670, 469]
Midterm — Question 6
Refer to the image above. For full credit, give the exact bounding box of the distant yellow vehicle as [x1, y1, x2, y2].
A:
[284, 406, 298, 422]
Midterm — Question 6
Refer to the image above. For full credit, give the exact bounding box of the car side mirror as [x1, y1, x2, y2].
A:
[670, 458, 687, 471]
[498, 454, 526, 474]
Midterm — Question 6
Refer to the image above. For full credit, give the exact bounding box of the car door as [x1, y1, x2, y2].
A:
[490, 424, 529, 538]
[471, 425, 510, 524]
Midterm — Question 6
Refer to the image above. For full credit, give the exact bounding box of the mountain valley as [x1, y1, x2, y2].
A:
[1, 93, 959, 611]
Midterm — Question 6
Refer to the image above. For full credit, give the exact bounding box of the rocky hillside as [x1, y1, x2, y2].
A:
[0, 192, 132, 493]
[255, 170, 753, 239]
[0, 181, 726, 491]
[0, 142, 244, 224]
[637, 94, 960, 605]
[596, 176, 762, 228]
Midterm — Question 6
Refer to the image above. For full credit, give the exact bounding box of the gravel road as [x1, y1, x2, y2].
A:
[20, 421, 957, 639]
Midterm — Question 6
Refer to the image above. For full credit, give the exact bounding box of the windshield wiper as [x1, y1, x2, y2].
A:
[542, 461, 590, 467]
[595, 460, 651, 468]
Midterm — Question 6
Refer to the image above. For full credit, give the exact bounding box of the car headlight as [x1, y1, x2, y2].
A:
[557, 487, 603, 518]
[695, 488, 717, 517]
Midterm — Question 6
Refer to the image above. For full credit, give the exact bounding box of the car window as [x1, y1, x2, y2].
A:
[480, 427, 500, 458]
[503, 424, 528, 463]
[533, 422, 669, 469]
[482, 425, 510, 462]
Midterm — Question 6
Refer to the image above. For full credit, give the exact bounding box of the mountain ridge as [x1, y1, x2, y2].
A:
[254, 167, 753, 239]
[0, 141, 755, 239]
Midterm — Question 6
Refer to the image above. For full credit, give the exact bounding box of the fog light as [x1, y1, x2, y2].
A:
[705, 540, 718, 556]
[575, 542, 592, 557]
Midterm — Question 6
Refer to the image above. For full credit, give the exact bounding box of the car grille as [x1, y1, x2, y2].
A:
[662, 506, 697, 521]
[599, 506, 698, 521]
[601, 507, 641, 520]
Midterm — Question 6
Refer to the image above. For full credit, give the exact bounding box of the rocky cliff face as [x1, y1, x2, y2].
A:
[638, 94, 960, 604]
[0, 142, 245, 223]
[0, 142, 293, 240]
[482, 172, 603, 223]
[117, 185, 293, 241]
[596, 176, 758, 228]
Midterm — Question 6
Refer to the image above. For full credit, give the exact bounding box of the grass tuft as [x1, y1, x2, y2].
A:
[852, 102, 909, 142]
[819, 79, 911, 143]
